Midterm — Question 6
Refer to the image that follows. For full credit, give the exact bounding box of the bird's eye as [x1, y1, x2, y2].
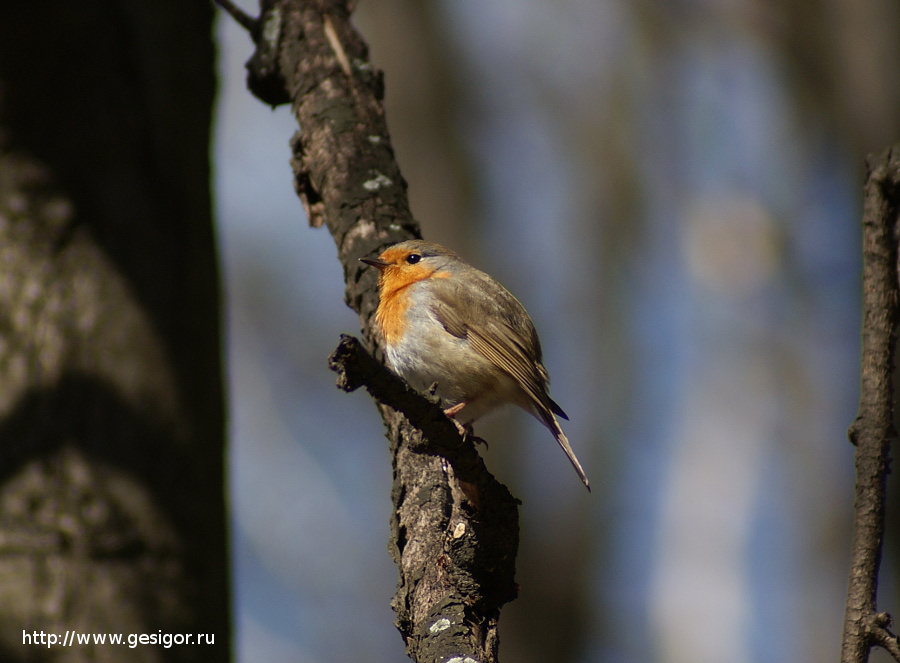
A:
[406, 253, 422, 265]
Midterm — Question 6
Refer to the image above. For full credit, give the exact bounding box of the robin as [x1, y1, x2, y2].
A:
[360, 239, 590, 491]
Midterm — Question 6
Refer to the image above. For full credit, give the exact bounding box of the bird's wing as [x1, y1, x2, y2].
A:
[427, 271, 568, 420]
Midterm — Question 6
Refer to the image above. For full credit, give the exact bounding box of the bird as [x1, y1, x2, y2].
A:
[360, 239, 590, 491]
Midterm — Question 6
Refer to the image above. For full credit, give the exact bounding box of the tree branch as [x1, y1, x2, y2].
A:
[869, 614, 900, 660]
[217, 2, 520, 660]
[841, 145, 900, 663]
[329, 334, 518, 493]
[212, 0, 258, 34]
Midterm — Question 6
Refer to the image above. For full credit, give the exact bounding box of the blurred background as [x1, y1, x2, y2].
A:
[214, 1, 900, 662]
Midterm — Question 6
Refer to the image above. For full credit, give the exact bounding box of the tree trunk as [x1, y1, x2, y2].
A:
[0, 2, 229, 661]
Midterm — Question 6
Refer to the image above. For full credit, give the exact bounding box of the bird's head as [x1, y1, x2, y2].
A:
[360, 240, 459, 296]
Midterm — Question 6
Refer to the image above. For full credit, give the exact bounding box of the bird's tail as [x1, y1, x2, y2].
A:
[539, 408, 590, 492]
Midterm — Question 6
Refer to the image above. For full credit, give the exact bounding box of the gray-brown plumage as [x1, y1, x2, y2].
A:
[361, 240, 590, 491]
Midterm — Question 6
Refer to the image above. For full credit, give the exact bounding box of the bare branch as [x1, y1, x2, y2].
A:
[329, 334, 516, 489]
[226, 2, 521, 660]
[870, 622, 900, 661]
[841, 145, 900, 663]
[212, 0, 258, 34]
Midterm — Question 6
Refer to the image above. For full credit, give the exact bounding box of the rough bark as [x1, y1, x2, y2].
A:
[0, 2, 229, 661]
[219, 1, 521, 660]
[842, 146, 900, 663]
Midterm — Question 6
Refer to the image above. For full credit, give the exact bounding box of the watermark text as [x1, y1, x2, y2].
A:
[23, 630, 214, 649]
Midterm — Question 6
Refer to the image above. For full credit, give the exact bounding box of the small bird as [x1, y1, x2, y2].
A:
[360, 239, 590, 491]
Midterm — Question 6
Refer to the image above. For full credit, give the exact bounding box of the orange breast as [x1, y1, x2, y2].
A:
[374, 262, 451, 345]
[375, 263, 433, 345]
[376, 285, 412, 346]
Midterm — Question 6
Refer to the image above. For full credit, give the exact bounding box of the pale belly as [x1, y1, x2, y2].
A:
[384, 310, 524, 423]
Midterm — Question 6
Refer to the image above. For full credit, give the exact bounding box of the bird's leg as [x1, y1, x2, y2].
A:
[442, 403, 489, 448]
[443, 401, 466, 417]
[443, 410, 470, 437]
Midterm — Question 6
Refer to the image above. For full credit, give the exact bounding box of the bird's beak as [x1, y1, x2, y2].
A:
[360, 256, 391, 270]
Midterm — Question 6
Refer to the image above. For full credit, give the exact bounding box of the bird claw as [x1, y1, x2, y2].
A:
[443, 415, 489, 449]
[446, 416, 468, 436]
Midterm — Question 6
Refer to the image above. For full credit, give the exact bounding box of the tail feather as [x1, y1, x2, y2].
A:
[548, 396, 569, 421]
[539, 408, 590, 492]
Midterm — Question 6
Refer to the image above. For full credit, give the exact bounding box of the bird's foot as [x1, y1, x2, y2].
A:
[442, 409, 489, 449]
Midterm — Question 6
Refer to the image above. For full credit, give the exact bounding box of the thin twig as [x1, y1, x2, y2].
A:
[841, 145, 900, 663]
[212, 0, 258, 34]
